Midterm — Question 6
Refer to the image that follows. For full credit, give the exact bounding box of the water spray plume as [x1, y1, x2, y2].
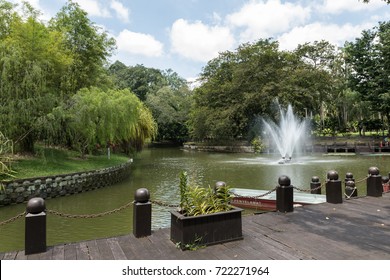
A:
[263, 105, 307, 163]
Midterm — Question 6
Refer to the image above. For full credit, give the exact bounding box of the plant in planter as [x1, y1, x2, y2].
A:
[171, 171, 243, 249]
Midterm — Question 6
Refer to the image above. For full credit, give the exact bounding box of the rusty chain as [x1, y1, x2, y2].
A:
[230, 186, 279, 199]
[47, 200, 134, 219]
[0, 199, 178, 225]
[0, 211, 26, 227]
[293, 184, 323, 193]
[344, 186, 358, 199]
[150, 200, 179, 208]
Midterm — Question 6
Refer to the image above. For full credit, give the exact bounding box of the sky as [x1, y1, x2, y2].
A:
[12, 0, 390, 81]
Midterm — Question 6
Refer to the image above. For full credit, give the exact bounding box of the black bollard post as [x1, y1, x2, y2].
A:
[325, 170, 343, 204]
[276, 175, 293, 213]
[133, 188, 152, 238]
[367, 167, 382, 197]
[345, 172, 354, 183]
[25, 197, 46, 255]
[345, 172, 357, 198]
[214, 181, 226, 194]
[345, 180, 357, 198]
[310, 176, 321, 194]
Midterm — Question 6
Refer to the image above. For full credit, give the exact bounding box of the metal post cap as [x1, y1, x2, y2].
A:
[368, 167, 379, 176]
[278, 175, 291, 186]
[382, 176, 389, 183]
[345, 180, 355, 188]
[26, 197, 46, 214]
[215, 181, 226, 188]
[327, 170, 339, 180]
[134, 188, 150, 203]
[311, 176, 320, 183]
[345, 172, 353, 179]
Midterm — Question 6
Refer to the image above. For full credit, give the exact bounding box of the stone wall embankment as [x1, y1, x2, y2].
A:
[0, 159, 132, 206]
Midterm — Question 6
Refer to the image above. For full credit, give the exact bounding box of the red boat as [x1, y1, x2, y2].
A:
[230, 188, 327, 211]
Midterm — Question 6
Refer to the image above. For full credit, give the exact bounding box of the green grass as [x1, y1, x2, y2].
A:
[4, 146, 130, 180]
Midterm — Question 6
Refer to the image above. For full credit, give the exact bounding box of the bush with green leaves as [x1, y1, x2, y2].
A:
[178, 171, 233, 216]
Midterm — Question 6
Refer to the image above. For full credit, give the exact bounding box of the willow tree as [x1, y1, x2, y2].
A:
[65, 87, 157, 157]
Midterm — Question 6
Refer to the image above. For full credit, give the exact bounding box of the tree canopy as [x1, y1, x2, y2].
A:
[188, 39, 338, 140]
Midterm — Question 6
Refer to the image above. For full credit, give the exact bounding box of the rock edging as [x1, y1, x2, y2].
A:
[0, 159, 132, 206]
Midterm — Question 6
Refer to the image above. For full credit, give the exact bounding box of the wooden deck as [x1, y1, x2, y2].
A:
[2, 193, 390, 260]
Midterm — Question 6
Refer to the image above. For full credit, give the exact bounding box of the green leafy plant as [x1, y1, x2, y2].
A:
[251, 137, 265, 153]
[178, 171, 233, 216]
[175, 235, 206, 251]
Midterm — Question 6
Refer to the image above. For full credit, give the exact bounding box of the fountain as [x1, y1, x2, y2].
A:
[262, 104, 307, 164]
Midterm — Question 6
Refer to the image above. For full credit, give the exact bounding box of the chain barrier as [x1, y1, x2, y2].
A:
[344, 186, 358, 200]
[0, 211, 26, 227]
[0, 175, 382, 225]
[292, 184, 323, 193]
[230, 186, 279, 199]
[47, 200, 134, 219]
[354, 175, 370, 185]
[150, 200, 179, 208]
[0, 199, 179, 225]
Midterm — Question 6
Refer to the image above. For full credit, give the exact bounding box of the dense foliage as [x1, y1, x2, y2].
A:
[1, 0, 389, 160]
[189, 23, 390, 140]
[0, 1, 155, 156]
[109, 62, 192, 143]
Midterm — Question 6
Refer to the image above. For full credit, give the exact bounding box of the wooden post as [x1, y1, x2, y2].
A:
[276, 175, 293, 213]
[367, 167, 382, 197]
[133, 188, 152, 238]
[326, 170, 342, 204]
[25, 197, 46, 255]
[310, 176, 321, 194]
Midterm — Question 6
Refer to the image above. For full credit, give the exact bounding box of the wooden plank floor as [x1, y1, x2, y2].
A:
[3, 193, 390, 260]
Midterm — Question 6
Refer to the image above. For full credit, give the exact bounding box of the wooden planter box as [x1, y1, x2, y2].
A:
[170, 207, 243, 249]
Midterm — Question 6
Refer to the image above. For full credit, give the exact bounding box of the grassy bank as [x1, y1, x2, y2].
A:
[4, 146, 130, 180]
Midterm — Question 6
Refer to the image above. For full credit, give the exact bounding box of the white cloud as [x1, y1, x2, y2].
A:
[116, 29, 164, 57]
[227, 0, 311, 42]
[170, 19, 236, 62]
[75, 0, 111, 18]
[319, 0, 387, 14]
[110, 0, 130, 23]
[278, 22, 373, 50]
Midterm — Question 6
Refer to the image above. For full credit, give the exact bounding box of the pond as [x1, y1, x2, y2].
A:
[1, 148, 390, 252]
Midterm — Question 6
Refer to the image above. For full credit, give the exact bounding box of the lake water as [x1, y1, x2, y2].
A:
[1, 148, 389, 252]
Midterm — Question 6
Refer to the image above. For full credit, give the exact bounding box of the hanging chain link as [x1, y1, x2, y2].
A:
[344, 187, 358, 199]
[150, 200, 179, 208]
[47, 200, 134, 219]
[230, 186, 279, 199]
[0, 211, 26, 227]
[293, 184, 323, 193]
[355, 175, 369, 185]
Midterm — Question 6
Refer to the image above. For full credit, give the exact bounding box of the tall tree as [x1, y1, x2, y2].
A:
[49, 0, 116, 94]
[145, 86, 192, 143]
[0, 1, 72, 153]
[345, 21, 390, 132]
[109, 62, 165, 101]
[189, 39, 337, 140]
